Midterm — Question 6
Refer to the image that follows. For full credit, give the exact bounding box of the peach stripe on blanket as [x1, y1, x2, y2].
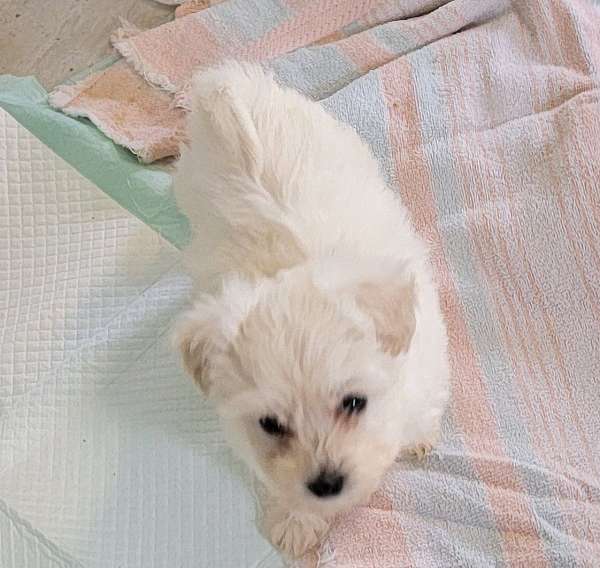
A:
[51, 1, 600, 566]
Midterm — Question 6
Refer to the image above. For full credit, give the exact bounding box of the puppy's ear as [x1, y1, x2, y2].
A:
[173, 276, 264, 395]
[172, 302, 223, 395]
[313, 258, 417, 356]
[355, 276, 416, 357]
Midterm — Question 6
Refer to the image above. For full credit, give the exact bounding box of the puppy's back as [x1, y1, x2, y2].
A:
[175, 62, 424, 286]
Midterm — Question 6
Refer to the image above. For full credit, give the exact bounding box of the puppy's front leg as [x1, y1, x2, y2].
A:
[262, 501, 329, 558]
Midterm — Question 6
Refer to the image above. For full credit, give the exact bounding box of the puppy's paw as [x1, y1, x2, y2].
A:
[409, 442, 434, 460]
[406, 426, 441, 461]
[267, 511, 329, 559]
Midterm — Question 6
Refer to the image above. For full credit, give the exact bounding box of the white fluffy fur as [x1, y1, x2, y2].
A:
[172, 61, 450, 558]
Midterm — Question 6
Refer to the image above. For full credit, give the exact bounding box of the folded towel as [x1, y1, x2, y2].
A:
[51, 1, 600, 566]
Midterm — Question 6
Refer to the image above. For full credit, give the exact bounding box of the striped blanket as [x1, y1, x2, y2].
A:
[52, 1, 600, 566]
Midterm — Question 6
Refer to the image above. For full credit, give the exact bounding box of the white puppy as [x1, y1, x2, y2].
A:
[172, 62, 449, 558]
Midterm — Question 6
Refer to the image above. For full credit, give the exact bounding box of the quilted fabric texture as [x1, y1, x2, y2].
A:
[0, 109, 277, 567]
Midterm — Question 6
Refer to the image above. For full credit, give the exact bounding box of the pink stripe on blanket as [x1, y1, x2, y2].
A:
[49, 60, 185, 162]
[242, 0, 381, 61]
[335, 33, 395, 74]
[330, 508, 414, 567]
[114, 16, 226, 92]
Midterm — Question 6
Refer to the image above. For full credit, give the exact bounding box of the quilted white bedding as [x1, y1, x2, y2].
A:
[0, 109, 277, 568]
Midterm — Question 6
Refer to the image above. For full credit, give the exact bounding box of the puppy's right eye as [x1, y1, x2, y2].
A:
[259, 416, 287, 437]
[341, 395, 367, 415]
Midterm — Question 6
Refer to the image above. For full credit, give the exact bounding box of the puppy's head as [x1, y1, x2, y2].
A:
[174, 259, 416, 516]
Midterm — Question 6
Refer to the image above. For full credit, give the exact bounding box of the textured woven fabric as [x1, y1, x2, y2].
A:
[0, 108, 278, 568]
[49, 1, 600, 566]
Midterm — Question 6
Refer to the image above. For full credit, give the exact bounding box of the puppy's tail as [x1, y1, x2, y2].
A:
[190, 61, 267, 181]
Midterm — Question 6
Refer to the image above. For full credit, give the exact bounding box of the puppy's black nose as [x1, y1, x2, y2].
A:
[307, 471, 344, 498]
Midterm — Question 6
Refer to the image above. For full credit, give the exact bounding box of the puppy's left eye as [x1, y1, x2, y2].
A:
[341, 395, 367, 415]
[259, 416, 288, 437]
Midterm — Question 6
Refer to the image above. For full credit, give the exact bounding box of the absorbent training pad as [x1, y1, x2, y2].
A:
[0, 108, 279, 568]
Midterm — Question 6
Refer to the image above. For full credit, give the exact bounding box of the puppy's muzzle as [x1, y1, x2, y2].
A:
[307, 470, 344, 498]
